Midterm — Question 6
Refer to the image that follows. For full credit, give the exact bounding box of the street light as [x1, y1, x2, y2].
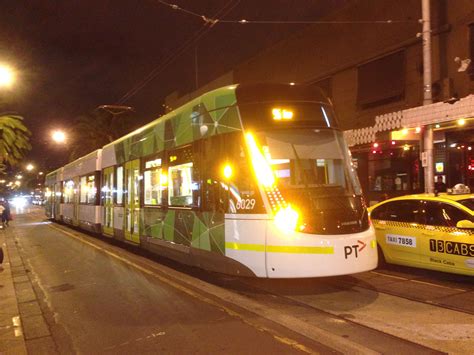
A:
[51, 130, 66, 144]
[0, 64, 14, 88]
[26, 163, 34, 171]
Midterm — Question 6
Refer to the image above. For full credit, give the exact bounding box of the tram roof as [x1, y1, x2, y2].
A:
[103, 83, 331, 150]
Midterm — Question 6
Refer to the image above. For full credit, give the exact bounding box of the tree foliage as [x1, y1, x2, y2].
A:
[69, 108, 136, 161]
[0, 114, 31, 168]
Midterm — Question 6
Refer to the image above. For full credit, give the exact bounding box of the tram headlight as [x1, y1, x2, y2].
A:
[245, 133, 275, 187]
[274, 205, 299, 232]
[223, 164, 233, 179]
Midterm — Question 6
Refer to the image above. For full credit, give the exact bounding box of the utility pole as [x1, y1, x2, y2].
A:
[422, 0, 434, 193]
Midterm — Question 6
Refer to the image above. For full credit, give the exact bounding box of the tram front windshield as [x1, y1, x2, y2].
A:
[256, 129, 369, 235]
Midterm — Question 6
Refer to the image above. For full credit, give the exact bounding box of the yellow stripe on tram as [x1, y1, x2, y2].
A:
[225, 242, 265, 252]
[267, 245, 334, 254]
[225, 242, 334, 254]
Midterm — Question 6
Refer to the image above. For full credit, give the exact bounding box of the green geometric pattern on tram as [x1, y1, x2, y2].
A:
[174, 110, 193, 147]
[163, 210, 176, 242]
[195, 212, 225, 254]
[215, 105, 241, 135]
[153, 121, 165, 153]
[112, 85, 240, 163]
[174, 210, 194, 246]
[136, 127, 156, 157]
[191, 215, 205, 248]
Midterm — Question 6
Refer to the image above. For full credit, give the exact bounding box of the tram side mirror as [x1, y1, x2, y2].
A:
[456, 220, 474, 229]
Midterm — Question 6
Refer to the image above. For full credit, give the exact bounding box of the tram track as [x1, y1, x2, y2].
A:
[233, 277, 445, 354]
[333, 269, 474, 316]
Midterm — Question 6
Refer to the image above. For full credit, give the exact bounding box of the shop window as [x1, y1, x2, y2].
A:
[116, 166, 124, 205]
[357, 51, 405, 108]
[144, 157, 165, 206]
[368, 145, 420, 193]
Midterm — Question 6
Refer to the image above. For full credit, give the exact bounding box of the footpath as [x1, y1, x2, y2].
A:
[0, 223, 57, 354]
[0, 226, 27, 354]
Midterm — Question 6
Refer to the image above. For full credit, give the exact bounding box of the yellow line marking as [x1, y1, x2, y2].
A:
[369, 271, 408, 280]
[409, 279, 466, 292]
[48, 224, 316, 354]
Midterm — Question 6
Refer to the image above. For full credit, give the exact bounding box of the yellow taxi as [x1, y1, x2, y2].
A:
[368, 184, 474, 276]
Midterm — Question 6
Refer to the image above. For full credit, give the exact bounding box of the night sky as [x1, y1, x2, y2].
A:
[0, 0, 344, 169]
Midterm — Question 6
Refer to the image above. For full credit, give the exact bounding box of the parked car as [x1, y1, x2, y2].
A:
[368, 184, 474, 276]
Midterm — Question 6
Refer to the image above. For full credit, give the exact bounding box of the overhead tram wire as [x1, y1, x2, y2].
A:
[152, 0, 418, 25]
[116, 0, 240, 104]
[117, 0, 416, 104]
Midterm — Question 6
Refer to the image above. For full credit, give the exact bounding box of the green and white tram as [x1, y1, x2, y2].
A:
[45, 83, 377, 278]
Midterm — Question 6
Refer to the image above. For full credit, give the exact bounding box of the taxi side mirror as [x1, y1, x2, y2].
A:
[456, 220, 474, 229]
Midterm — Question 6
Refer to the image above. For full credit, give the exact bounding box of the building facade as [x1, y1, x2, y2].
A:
[233, 0, 474, 204]
[167, 0, 474, 204]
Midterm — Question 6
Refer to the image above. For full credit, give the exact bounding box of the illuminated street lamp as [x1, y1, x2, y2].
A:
[51, 130, 66, 143]
[26, 163, 34, 171]
[0, 64, 15, 88]
[16, 174, 23, 179]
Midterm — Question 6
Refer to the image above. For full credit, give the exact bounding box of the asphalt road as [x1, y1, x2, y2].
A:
[10, 208, 330, 354]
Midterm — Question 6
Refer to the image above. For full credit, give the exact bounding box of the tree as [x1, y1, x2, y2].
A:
[68, 106, 136, 161]
[0, 113, 31, 170]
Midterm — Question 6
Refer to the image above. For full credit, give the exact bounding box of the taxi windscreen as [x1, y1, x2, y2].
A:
[457, 198, 474, 211]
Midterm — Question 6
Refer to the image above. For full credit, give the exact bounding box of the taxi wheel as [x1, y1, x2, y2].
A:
[377, 245, 386, 268]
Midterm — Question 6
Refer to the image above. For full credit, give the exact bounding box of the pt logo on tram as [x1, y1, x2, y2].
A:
[344, 240, 367, 259]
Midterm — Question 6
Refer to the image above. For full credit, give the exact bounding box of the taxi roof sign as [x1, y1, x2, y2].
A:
[447, 183, 471, 195]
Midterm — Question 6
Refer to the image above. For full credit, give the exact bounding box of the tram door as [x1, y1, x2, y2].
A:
[73, 177, 79, 226]
[52, 182, 60, 219]
[124, 159, 140, 243]
[103, 166, 114, 236]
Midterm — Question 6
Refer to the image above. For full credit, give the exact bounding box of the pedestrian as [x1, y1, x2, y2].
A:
[0, 202, 5, 227]
[434, 176, 447, 193]
[3, 200, 11, 226]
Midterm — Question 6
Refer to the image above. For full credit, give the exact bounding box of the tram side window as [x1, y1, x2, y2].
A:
[116, 166, 124, 205]
[63, 180, 75, 204]
[168, 146, 198, 208]
[80, 174, 97, 204]
[144, 156, 164, 206]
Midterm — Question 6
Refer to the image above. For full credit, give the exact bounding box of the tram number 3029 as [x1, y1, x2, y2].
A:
[236, 199, 256, 210]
